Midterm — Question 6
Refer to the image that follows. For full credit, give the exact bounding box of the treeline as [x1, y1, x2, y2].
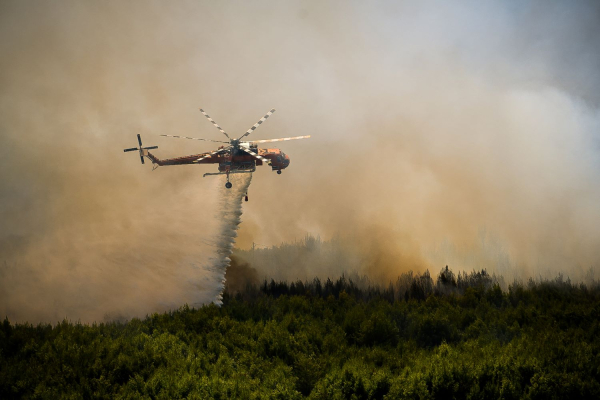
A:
[228, 260, 582, 304]
[235, 266, 504, 303]
[1, 269, 600, 399]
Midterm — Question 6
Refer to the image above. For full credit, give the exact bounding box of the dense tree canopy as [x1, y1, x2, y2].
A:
[1, 268, 599, 399]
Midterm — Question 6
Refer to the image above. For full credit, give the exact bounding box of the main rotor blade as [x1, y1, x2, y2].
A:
[199, 108, 231, 140]
[238, 109, 276, 140]
[160, 134, 229, 144]
[124, 147, 138, 152]
[140, 155, 145, 164]
[194, 147, 230, 163]
[248, 135, 310, 144]
[241, 147, 270, 164]
[143, 146, 158, 150]
[137, 134, 143, 147]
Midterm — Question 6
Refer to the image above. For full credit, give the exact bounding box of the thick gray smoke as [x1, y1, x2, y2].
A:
[0, 173, 250, 322]
[1, 1, 600, 322]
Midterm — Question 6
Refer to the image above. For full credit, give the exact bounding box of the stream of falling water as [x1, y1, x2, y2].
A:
[208, 173, 252, 305]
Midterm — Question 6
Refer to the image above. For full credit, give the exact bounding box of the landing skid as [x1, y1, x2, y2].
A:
[203, 168, 255, 189]
[202, 169, 255, 178]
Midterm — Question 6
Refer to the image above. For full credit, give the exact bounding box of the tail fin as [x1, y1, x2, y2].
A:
[124, 134, 159, 166]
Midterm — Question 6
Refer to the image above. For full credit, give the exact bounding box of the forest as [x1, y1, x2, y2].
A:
[1, 265, 599, 399]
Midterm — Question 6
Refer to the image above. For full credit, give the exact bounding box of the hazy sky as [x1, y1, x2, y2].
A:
[1, 1, 599, 322]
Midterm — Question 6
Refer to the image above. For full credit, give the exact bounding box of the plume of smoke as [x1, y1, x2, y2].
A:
[210, 174, 253, 305]
[1, 1, 600, 322]
[225, 254, 260, 294]
[0, 173, 252, 322]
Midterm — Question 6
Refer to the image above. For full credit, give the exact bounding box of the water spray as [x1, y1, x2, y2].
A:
[208, 173, 253, 304]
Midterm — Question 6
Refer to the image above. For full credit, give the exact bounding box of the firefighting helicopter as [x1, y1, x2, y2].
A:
[123, 108, 310, 195]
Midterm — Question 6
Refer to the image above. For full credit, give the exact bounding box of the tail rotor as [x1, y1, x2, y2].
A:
[124, 134, 158, 164]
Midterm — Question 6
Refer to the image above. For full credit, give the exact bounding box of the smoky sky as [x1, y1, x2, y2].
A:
[1, 1, 599, 322]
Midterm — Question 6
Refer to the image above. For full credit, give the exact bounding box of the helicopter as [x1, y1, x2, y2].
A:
[124, 108, 310, 196]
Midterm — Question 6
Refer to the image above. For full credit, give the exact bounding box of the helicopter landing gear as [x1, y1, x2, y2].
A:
[277, 170, 282, 175]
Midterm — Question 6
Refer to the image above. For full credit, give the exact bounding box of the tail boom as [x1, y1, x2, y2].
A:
[143, 150, 220, 166]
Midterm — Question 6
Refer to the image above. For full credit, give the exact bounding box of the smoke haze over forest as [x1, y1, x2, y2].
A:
[1, 0, 600, 322]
